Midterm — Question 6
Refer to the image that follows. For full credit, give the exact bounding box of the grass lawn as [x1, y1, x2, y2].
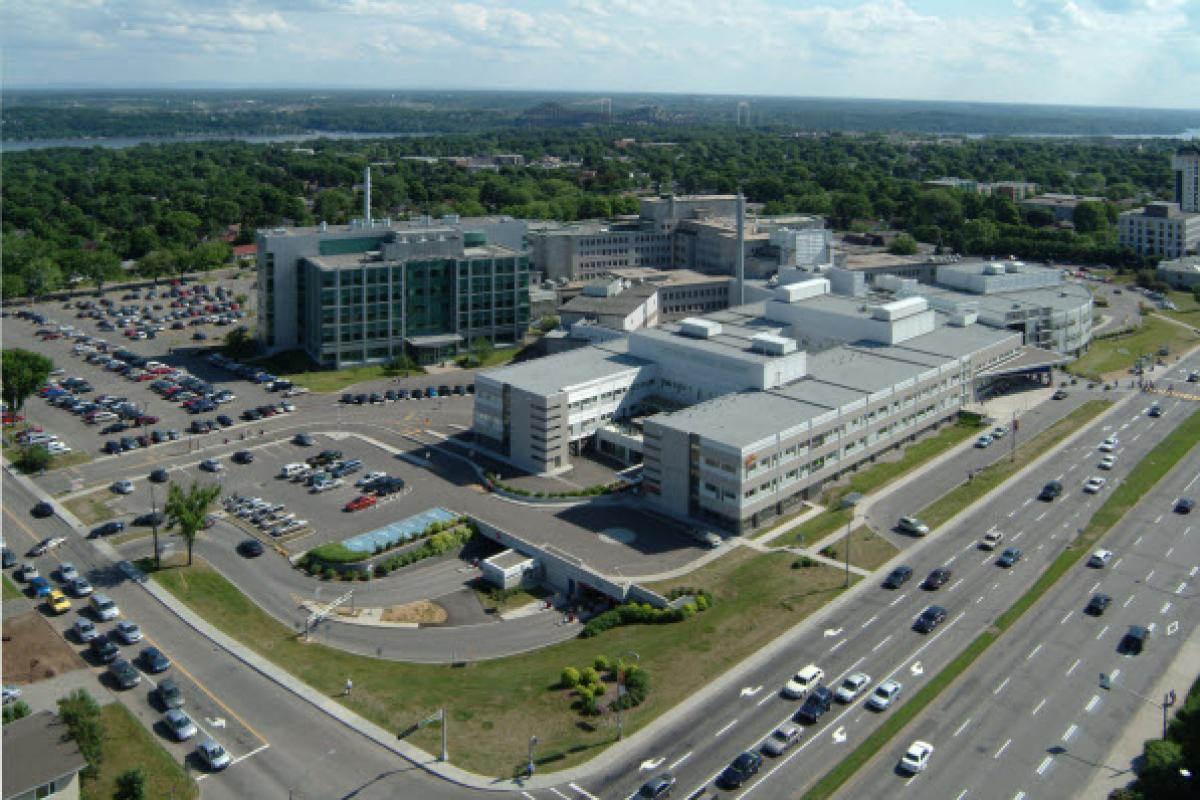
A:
[150, 549, 849, 777]
[768, 419, 982, 548]
[2, 574, 22, 601]
[0, 442, 92, 473]
[63, 492, 116, 526]
[1070, 315, 1200, 380]
[917, 400, 1111, 530]
[1158, 289, 1200, 328]
[816, 526, 899, 572]
[455, 344, 525, 370]
[81, 703, 197, 800]
[471, 583, 551, 616]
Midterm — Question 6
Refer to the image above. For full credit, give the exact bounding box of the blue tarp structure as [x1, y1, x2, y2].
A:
[341, 507, 458, 553]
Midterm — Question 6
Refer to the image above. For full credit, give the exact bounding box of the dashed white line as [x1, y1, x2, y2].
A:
[1012, 531, 1024, 542]
[714, 719, 739, 738]
[981, 555, 994, 566]
[1067, 463, 1078, 472]
[1190, 565, 1199, 578]
[955, 790, 969, 800]
[995, 738, 1012, 759]
[1178, 582, 1189, 595]
[1023, 498, 1033, 507]
[1124, 594, 1137, 608]
[1134, 535, 1144, 546]
[1014, 792, 1026, 800]
[888, 593, 908, 608]
[570, 783, 600, 800]
[1090, 581, 1101, 593]
[944, 554, 958, 566]
[1063, 723, 1079, 742]
[1114, 558, 1124, 569]
[872, 635, 894, 653]
[1037, 755, 1054, 776]
[1155, 514, 1164, 524]
[829, 638, 848, 654]
[1112, 668, 1122, 681]
[1032, 697, 1047, 716]
[1036, 511, 1048, 522]
[756, 693, 773, 707]
[1085, 695, 1101, 713]
[1066, 658, 1082, 676]
[976, 595, 986, 604]
[953, 718, 973, 738]
[1027, 643, 1043, 661]
[994, 677, 1011, 696]
[1165, 547, 1174, 558]
[1097, 624, 1110, 641]
[1061, 610, 1073, 625]
[949, 578, 965, 592]
[1161, 601, 1172, 614]
[522, 792, 535, 799]
[668, 751, 693, 770]
[862, 614, 879, 629]
[549, 787, 570, 800]
[1147, 569, 1156, 582]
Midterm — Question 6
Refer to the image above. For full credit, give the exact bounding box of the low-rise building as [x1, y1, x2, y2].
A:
[1019, 193, 1105, 223]
[2, 711, 89, 800]
[1118, 202, 1200, 258]
[1157, 255, 1200, 289]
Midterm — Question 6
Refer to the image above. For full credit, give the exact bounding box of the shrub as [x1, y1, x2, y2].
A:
[695, 594, 709, 611]
[323, 568, 336, 581]
[819, 546, 837, 558]
[560, 667, 581, 688]
[2, 700, 31, 725]
[792, 556, 817, 569]
[374, 564, 390, 577]
[593, 655, 611, 673]
[307, 542, 369, 564]
[579, 667, 601, 687]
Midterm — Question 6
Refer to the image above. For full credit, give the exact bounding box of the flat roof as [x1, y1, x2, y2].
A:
[481, 340, 651, 395]
[2, 711, 88, 797]
[650, 390, 829, 447]
[560, 283, 657, 316]
[259, 216, 520, 237]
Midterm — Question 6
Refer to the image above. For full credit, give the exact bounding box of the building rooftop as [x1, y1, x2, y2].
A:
[650, 390, 830, 448]
[1021, 193, 1103, 206]
[560, 283, 658, 317]
[481, 339, 650, 395]
[259, 215, 521, 237]
[840, 252, 930, 271]
[2, 711, 88, 798]
[1159, 255, 1200, 273]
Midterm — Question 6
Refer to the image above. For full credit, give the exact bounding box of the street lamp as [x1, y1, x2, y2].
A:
[617, 650, 641, 740]
[1100, 673, 1177, 739]
[527, 735, 538, 778]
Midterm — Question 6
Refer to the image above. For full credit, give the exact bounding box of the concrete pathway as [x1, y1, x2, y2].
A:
[8, 669, 116, 714]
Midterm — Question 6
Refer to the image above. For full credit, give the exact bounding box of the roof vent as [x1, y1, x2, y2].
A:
[678, 318, 723, 339]
[751, 333, 797, 355]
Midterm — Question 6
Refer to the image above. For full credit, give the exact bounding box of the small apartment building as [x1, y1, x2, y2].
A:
[1119, 202, 1200, 258]
[2, 711, 88, 800]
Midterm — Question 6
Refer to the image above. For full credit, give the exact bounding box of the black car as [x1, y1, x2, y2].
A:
[353, 394, 368, 405]
[101, 422, 130, 434]
[1148, 405, 1163, 418]
[795, 686, 834, 724]
[883, 565, 913, 589]
[1039, 480, 1064, 501]
[133, 512, 164, 527]
[923, 568, 952, 590]
[237, 539, 265, 558]
[1085, 593, 1112, 616]
[110, 658, 142, 689]
[438, 384, 451, 396]
[397, 388, 411, 400]
[340, 393, 354, 404]
[369, 393, 384, 404]
[103, 440, 123, 455]
[638, 773, 676, 799]
[120, 436, 139, 451]
[140, 646, 171, 673]
[90, 634, 120, 664]
[454, 385, 466, 396]
[241, 409, 262, 422]
[149, 468, 169, 483]
[1120, 625, 1150, 655]
[718, 751, 763, 789]
[31, 502, 54, 518]
[90, 521, 126, 539]
[232, 450, 254, 465]
[293, 432, 314, 446]
[384, 390, 399, 402]
[1, 547, 15, 569]
[1176, 498, 1195, 514]
[216, 414, 234, 427]
[913, 605, 948, 633]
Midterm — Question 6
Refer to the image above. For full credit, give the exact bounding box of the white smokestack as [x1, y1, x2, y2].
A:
[736, 190, 745, 305]
[363, 165, 372, 226]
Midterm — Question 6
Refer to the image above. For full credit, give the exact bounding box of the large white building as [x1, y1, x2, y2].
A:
[1119, 147, 1200, 258]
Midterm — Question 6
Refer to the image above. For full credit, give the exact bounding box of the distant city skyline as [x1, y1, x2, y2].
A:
[3, 0, 1198, 109]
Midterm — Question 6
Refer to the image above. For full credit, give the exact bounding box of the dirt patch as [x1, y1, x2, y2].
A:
[63, 490, 116, 526]
[1, 611, 87, 685]
[381, 600, 448, 624]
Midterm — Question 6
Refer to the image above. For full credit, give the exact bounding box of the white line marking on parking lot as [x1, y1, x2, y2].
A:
[714, 719, 739, 738]
[1165, 547, 1174, 558]
[1027, 643, 1043, 661]
[549, 788, 570, 799]
[1008, 510, 1016, 518]
[981, 555, 994, 566]
[953, 718, 972, 738]
[1097, 625, 1110, 640]
[570, 782, 600, 800]
[862, 614, 879, 628]
[1155, 514, 1164, 524]
[1124, 594, 1136, 608]
[1012, 531, 1024, 541]
[1134, 535, 1143, 546]
[1067, 658, 1082, 676]
[1037, 756, 1054, 776]
[1036, 511, 1048, 522]
[994, 677, 1011, 696]
[522, 792, 535, 799]
[1112, 668, 1122, 681]
[1179, 582, 1189, 595]
[976, 594, 985, 604]
[230, 743, 271, 767]
[1161, 601, 1172, 614]
[1191, 566, 1199, 578]
[1063, 723, 1078, 742]
[888, 593, 908, 608]
[1033, 697, 1047, 716]
[1068, 463, 1078, 472]
[829, 638, 848, 654]
[1014, 792, 1026, 800]
[1023, 498, 1033, 507]
[668, 751, 693, 770]
[1086, 695, 1101, 713]
[1146, 569, 1155, 581]
[955, 790, 969, 800]
[1091, 581, 1101, 593]
[1114, 558, 1123, 569]
[949, 578, 965, 592]
[995, 739, 1012, 759]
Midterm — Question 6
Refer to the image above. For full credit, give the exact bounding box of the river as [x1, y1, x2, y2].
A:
[1, 130, 430, 152]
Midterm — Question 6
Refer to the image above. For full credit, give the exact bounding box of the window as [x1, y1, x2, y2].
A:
[36, 782, 58, 799]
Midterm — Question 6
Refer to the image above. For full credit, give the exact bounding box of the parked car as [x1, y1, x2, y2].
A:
[90, 520, 126, 538]
[90, 634, 120, 664]
[232, 450, 254, 465]
[199, 458, 223, 472]
[897, 516, 929, 536]
[109, 659, 142, 690]
[762, 725, 801, 757]
[73, 618, 99, 642]
[111, 479, 135, 495]
[196, 739, 232, 771]
[834, 672, 871, 704]
[164, 709, 199, 741]
[237, 539, 265, 558]
[156, 678, 185, 709]
[140, 646, 171, 673]
[293, 432, 314, 446]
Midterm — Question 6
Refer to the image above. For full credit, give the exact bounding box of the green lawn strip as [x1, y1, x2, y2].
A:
[816, 526, 899, 572]
[1158, 288, 1200, 327]
[456, 344, 525, 369]
[767, 421, 981, 549]
[917, 400, 1112, 530]
[2, 574, 22, 600]
[149, 549, 848, 777]
[473, 584, 551, 615]
[81, 703, 198, 800]
[801, 409, 1199, 800]
[62, 493, 116, 526]
[1070, 315, 1200, 381]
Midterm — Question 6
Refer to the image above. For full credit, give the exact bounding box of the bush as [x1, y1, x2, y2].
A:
[593, 655, 611, 673]
[579, 667, 601, 687]
[580, 599, 706, 638]
[322, 568, 336, 581]
[792, 556, 817, 569]
[307, 542, 369, 564]
[374, 564, 390, 577]
[695, 594, 709, 611]
[560, 667, 581, 688]
[2, 700, 31, 725]
[16, 444, 52, 474]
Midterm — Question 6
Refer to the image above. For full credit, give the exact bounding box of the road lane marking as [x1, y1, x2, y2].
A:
[829, 638, 847, 654]
[1036, 511, 1047, 522]
[1086, 695, 1101, 712]
[981, 555, 994, 566]
[1178, 582, 1189, 595]
[229, 742, 270, 766]
[570, 783, 599, 800]
[994, 677, 1011, 696]
[862, 614, 878, 628]
[955, 790, 968, 800]
[1191, 566, 1199, 578]
[1114, 558, 1123, 568]
[1091, 581, 1101, 593]
[945, 554, 959, 565]
[522, 793, 534, 799]
[953, 718, 972, 738]
[1112, 668, 1122, 681]
[757, 693, 773, 707]
[549, 788, 570, 800]
[1067, 658, 1081, 676]
[1027, 643, 1043, 661]
[1147, 569, 1155, 581]
[1012, 530, 1024, 541]
[1134, 535, 1143, 546]
[1161, 601, 1172, 614]
[1154, 514, 1163, 524]
[1124, 594, 1137, 608]
[994, 738, 1012, 759]
[888, 593, 908, 608]
[1063, 723, 1078, 742]
[668, 751, 692, 770]
[1061, 610, 1073, 625]
[949, 578, 965, 592]
[1037, 756, 1054, 776]
[1097, 625, 1110, 640]
[1165, 547, 1174, 558]
[714, 719, 739, 738]
[1032, 697, 1047, 716]
[976, 595, 985, 604]
[872, 635, 893, 653]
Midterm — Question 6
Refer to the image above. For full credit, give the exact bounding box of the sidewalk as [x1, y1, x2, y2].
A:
[1077, 624, 1200, 799]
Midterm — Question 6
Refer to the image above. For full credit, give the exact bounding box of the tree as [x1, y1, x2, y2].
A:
[887, 234, 919, 255]
[469, 336, 494, 366]
[164, 481, 222, 566]
[114, 768, 147, 800]
[2, 348, 54, 416]
[1073, 201, 1108, 234]
[57, 689, 103, 778]
[136, 249, 177, 284]
[17, 444, 53, 474]
[221, 327, 258, 359]
[2, 700, 31, 725]
[831, 192, 873, 229]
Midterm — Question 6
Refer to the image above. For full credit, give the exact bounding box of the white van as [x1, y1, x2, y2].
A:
[279, 463, 307, 479]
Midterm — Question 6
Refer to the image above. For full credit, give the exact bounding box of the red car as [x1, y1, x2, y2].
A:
[343, 495, 377, 512]
[136, 415, 159, 425]
[2, 412, 24, 425]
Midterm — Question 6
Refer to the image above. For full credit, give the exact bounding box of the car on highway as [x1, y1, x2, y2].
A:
[975, 434, 992, 448]
[1148, 404, 1163, 418]
[899, 740, 934, 774]
[782, 664, 824, 699]
[47, 589, 71, 614]
[197, 738, 232, 771]
[90, 593, 120, 620]
[997, 547, 1023, 567]
[109, 658, 141, 690]
[1099, 436, 1118, 452]
[67, 577, 94, 597]
[762, 724, 801, 756]
[89, 520, 126, 538]
[866, 679, 903, 711]
[1120, 625, 1150, 655]
[718, 751, 763, 789]
[1085, 593, 1112, 616]
[1038, 480, 1063, 501]
[883, 566, 914, 589]
[1099, 455, 1116, 470]
[31, 501, 54, 518]
[979, 530, 1004, 550]
[795, 686, 834, 724]
[28, 577, 52, 598]
[114, 620, 143, 644]
[140, 646, 171, 673]
[163, 708, 199, 741]
[89, 634, 119, 664]
[1053, 389, 1069, 400]
[1176, 498, 1195, 514]
[637, 773, 677, 797]
[237, 539, 265, 558]
[111, 479, 134, 495]
[913, 605, 948, 633]
[156, 678, 185, 709]
[923, 567, 952, 590]
[835, 672, 871, 703]
[30, 537, 66, 556]
[73, 618, 99, 642]
[1084, 476, 1107, 494]
[897, 516, 929, 536]
[1088, 549, 1114, 568]
[149, 468, 170, 483]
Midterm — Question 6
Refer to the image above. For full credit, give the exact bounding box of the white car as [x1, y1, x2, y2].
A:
[980, 531, 1004, 551]
[73, 618, 99, 642]
[1084, 476, 1107, 494]
[783, 664, 824, 699]
[197, 738, 231, 771]
[991, 426, 1006, 439]
[68, 577, 94, 597]
[114, 620, 143, 644]
[2, 685, 22, 705]
[356, 471, 387, 488]
[835, 672, 871, 703]
[1088, 549, 1114, 568]
[112, 480, 134, 495]
[897, 517, 929, 536]
[90, 593, 120, 621]
[899, 740, 934, 774]
[1099, 455, 1116, 470]
[866, 680, 903, 711]
[762, 724, 801, 756]
[58, 562, 79, 581]
[1099, 437, 1118, 453]
[164, 709, 199, 742]
[46, 441, 72, 455]
[199, 459, 223, 473]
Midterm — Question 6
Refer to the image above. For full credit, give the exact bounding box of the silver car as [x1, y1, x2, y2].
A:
[762, 724, 801, 756]
[835, 672, 872, 703]
[866, 679, 903, 711]
[73, 618, 99, 642]
[197, 738, 231, 770]
[164, 709, 198, 741]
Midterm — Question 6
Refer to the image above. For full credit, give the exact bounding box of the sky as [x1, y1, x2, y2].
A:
[2, 0, 1198, 108]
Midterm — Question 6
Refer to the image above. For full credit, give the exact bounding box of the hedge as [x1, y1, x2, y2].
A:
[371, 526, 474, 577]
[580, 599, 708, 638]
[303, 516, 472, 570]
[485, 473, 628, 499]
